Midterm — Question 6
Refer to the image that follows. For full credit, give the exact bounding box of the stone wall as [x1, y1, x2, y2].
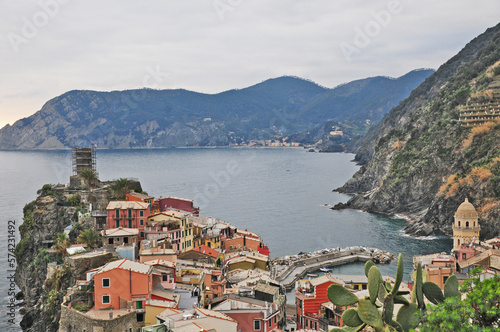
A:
[66, 252, 114, 281]
[58, 305, 141, 332]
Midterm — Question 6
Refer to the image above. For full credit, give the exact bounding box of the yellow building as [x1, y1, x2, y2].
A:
[452, 198, 480, 250]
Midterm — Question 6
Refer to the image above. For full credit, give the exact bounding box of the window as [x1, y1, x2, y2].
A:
[443, 276, 449, 284]
[136, 301, 142, 309]
[254, 320, 261, 330]
[458, 221, 461, 227]
[128, 220, 132, 228]
[140, 231, 144, 238]
[123, 237, 129, 244]
[162, 274, 170, 282]
[115, 209, 120, 219]
[140, 219, 144, 226]
[274, 315, 277, 324]
[269, 319, 272, 327]
[102, 295, 110, 304]
[102, 278, 110, 287]
[128, 209, 132, 218]
[108, 238, 114, 245]
[116, 220, 120, 228]
[140, 211, 144, 217]
[466, 221, 469, 228]
[137, 312, 144, 322]
[462, 253, 467, 259]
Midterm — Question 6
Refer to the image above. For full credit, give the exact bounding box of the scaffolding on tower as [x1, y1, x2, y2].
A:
[71, 146, 97, 176]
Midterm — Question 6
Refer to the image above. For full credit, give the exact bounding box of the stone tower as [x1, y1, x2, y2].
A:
[452, 198, 480, 250]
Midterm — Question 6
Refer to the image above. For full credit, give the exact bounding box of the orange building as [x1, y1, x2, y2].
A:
[93, 259, 154, 323]
[413, 253, 457, 290]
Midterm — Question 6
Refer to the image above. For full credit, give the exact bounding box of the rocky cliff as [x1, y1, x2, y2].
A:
[336, 23, 500, 238]
[15, 185, 113, 331]
[0, 72, 433, 150]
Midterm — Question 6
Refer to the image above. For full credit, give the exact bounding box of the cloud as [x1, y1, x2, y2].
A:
[0, 0, 499, 129]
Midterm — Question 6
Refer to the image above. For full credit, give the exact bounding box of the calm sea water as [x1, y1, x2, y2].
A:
[0, 148, 452, 329]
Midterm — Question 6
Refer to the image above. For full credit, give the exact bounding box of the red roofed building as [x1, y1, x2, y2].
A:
[193, 245, 220, 259]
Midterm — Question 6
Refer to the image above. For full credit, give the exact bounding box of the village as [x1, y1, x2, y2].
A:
[49, 148, 500, 332]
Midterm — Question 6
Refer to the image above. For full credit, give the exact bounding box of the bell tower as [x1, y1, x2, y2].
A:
[452, 198, 480, 250]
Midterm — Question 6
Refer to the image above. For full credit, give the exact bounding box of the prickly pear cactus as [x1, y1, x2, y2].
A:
[327, 254, 460, 332]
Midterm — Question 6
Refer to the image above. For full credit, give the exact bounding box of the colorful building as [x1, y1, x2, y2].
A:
[210, 294, 280, 332]
[106, 201, 150, 239]
[295, 274, 345, 330]
[147, 210, 194, 253]
[126, 191, 156, 213]
[101, 227, 139, 248]
[158, 196, 200, 216]
[93, 259, 154, 324]
[413, 253, 457, 290]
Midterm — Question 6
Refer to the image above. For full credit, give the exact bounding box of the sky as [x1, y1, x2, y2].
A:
[0, 0, 499, 129]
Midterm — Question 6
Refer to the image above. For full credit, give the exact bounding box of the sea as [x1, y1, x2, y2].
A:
[0, 148, 452, 330]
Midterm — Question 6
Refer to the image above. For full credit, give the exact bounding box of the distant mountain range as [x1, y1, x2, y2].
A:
[0, 70, 433, 149]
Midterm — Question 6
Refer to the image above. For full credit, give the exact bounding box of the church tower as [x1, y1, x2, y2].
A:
[452, 198, 480, 250]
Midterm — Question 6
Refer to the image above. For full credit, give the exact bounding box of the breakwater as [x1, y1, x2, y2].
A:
[271, 246, 395, 290]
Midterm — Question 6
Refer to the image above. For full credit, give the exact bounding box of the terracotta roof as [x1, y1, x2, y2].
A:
[195, 307, 237, 323]
[455, 198, 478, 218]
[96, 258, 151, 275]
[254, 282, 279, 295]
[310, 274, 345, 287]
[156, 308, 181, 320]
[146, 299, 177, 308]
[459, 249, 500, 269]
[143, 259, 176, 268]
[101, 227, 139, 237]
[149, 210, 186, 220]
[127, 192, 154, 200]
[106, 201, 149, 210]
[193, 245, 220, 258]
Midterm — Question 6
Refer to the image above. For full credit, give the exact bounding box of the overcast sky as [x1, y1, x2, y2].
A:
[1, 0, 499, 129]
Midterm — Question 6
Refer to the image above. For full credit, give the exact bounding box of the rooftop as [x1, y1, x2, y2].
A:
[106, 200, 149, 210]
[96, 258, 151, 275]
[127, 191, 154, 200]
[102, 227, 139, 237]
[254, 282, 280, 295]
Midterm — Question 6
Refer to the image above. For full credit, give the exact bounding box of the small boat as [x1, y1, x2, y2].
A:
[320, 267, 331, 272]
[307, 273, 319, 278]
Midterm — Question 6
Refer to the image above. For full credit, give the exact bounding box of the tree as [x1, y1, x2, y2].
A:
[110, 178, 132, 199]
[76, 228, 100, 249]
[79, 169, 98, 190]
[420, 267, 500, 331]
[37, 184, 53, 197]
[54, 232, 70, 260]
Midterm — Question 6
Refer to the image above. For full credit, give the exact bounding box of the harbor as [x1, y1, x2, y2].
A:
[271, 246, 396, 289]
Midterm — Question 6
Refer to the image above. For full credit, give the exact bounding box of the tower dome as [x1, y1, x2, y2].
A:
[455, 198, 478, 218]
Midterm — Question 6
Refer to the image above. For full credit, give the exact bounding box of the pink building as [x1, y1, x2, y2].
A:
[211, 294, 280, 332]
[106, 201, 150, 239]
